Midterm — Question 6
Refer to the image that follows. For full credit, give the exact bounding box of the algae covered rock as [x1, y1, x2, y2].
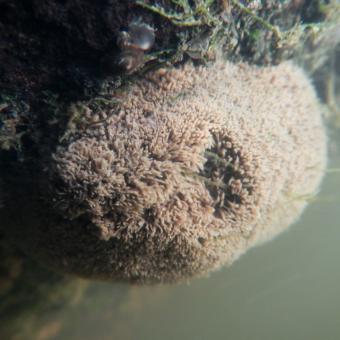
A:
[0, 60, 327, 283]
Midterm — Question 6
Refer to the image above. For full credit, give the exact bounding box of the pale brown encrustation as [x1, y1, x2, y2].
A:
[2, 61, 327, 284]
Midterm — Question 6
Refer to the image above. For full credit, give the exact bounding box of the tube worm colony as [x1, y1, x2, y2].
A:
[0, 61, 327, 284]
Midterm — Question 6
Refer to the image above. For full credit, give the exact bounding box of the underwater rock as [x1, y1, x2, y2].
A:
[0, 61, 327, 284]
[1, 0, 337, 98]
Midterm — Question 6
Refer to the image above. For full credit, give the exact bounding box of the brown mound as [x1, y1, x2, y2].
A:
[1, 61, 327, 284]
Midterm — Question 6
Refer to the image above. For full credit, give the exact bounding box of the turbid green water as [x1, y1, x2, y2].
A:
[9, 132, 336, 340]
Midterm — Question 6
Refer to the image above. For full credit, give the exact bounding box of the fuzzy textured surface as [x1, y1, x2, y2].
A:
[1, 61, 327, 284]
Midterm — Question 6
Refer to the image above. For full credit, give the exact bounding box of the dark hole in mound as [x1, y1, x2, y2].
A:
[143, 207, 156, 224]
[199, 131, 254, 218]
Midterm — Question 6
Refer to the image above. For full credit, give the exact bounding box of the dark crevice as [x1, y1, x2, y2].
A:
[199, 132, 254, 218]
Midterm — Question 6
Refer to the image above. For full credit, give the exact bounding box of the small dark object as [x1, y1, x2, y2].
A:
[115, 18, 155, 73]
[6, 110, 18, 119]
[117, 19, 155, 52]
[116, 49, 145, 73]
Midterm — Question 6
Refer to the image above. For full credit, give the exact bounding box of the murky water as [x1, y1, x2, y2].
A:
[1, 132, 339, 340]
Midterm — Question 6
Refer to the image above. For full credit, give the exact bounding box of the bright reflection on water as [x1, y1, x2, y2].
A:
[5, 133, 337, 340]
